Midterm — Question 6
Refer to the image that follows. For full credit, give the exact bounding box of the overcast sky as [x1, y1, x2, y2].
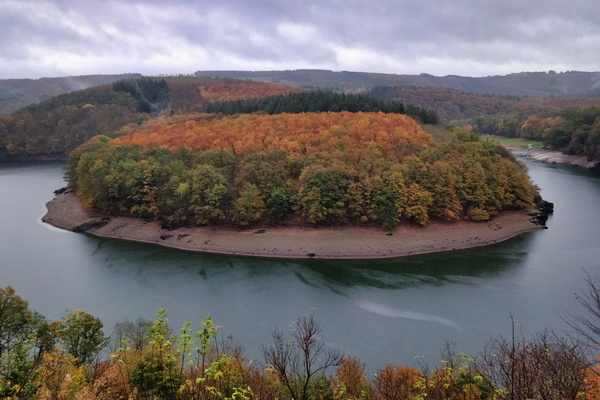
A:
[1, 0, 599, 79]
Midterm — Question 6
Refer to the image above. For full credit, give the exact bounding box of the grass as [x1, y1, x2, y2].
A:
[481, 135, 544, 148]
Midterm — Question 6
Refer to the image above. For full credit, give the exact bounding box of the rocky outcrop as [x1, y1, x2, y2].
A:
[530, 199, 554, 226]
[73, 218, 110, 233]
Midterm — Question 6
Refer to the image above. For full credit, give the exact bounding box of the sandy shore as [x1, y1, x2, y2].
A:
[42, 191, 544, 260]
[506, 145, 599, 169]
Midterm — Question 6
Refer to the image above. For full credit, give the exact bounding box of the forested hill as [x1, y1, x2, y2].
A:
[365, 86, 600, 123]
[0, 73, 142, 115]
[4, 69, 600, 116]
[196, 69, 600, 97]
[68, 112, 539, 229]
[0, 76, 301, 160]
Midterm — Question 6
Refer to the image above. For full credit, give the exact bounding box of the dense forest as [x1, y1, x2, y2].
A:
[68, 112, 538, 229]
[206, 91, 439, 124]
[472, 105, 600, 160]
[1, 285, 599, 400]
[366, 86, 600, 123]
[3, 74, 600, 162]
[0, 77, 300, 160]
[363, 86, 600, 161]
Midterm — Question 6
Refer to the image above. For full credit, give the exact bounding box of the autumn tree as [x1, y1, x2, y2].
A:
[476, 330, 586, 400]
[234, 183, 266, 227]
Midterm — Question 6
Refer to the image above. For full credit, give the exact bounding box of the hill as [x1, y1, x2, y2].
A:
[0, 73, 142, 115]
[0, 76, 301, 160]
[195, 69, 600, 97]
[67, 112, 539, 229]
[365, 86, 600, 123]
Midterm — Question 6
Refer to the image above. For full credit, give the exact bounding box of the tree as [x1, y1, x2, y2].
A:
[332, 357, 371, 400]
[297, 167, 348, 224]
[0, 287, 54, 399]
[476, 329, 586, 400]
[267, 186, 293, 221]
[262, 313, 343, 400]
[129, 308, 183, 400]
[234, 183, 266, 227]
[0, 287, 36, 358]
[110, 317, 152, 352]
[55, 310, 107, 366]
[567, 271, 600, 345]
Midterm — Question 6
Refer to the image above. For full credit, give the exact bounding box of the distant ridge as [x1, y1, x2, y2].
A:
[195, 69, 600, 98]
[3, 70, 600, 116]
[0, 73, 142, 114]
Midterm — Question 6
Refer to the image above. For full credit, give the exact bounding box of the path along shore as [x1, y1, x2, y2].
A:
[42, 191, 544, 260]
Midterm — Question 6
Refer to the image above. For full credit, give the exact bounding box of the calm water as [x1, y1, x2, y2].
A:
[1, 160, 600, 369]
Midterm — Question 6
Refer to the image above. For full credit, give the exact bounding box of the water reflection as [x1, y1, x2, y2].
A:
[83, 226, 537, 295]
[293, 232, 536, 290]
[3, 160, 600, 369]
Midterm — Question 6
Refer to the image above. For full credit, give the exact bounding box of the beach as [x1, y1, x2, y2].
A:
[42, 191, 544, 260]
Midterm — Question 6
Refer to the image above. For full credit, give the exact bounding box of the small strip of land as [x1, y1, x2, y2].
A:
[42, 192, 544, 260]
[507, 145, 599, 169]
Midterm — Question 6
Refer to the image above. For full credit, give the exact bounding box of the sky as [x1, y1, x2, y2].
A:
[1, 0, 599, 80]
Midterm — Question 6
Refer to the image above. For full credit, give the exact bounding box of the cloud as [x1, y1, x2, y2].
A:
[1, 0, 599, 79]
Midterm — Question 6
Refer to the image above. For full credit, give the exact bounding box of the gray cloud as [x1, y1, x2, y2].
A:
[1, 0, 598, 79]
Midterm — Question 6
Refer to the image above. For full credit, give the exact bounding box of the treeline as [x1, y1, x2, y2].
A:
[1, 285, 598, 400]
[68, 112, 538, 229]
[473, 105, 600, 160]
[206, 91, 439, 124]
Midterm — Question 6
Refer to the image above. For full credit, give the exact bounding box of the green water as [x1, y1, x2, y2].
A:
[1, 160, 600, 368]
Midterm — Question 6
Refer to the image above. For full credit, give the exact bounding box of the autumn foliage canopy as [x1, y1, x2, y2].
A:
[68, 110, 539, 228]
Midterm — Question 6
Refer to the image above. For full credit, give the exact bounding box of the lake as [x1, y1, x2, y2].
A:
[1, 159, 600, 369]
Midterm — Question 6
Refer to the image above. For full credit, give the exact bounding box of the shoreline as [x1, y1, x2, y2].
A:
[42, 192, 545, 260]
[505, 145, 599, 169]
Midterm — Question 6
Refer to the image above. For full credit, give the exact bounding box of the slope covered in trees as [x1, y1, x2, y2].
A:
[366, 86, 600, 123]
[68, 112, 538, 228]
[365, 86, 600, 161]
[206, 91, 439, 124]
[0, 77, 301, 160]
[473, 105, 600, 160]
[0, 73, 142, 115]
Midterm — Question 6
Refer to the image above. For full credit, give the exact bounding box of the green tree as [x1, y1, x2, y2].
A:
[234, 183, 266, 227]
[55, 310, 107, 366]
[267, 186, 293, 221]
[403, 182, 433, 226]
[0, 287, 54, 399]
[130, 308, 183, 400]
[297, 166, 348, 224]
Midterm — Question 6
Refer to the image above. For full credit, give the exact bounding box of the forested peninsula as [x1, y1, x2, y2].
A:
[0, 75, 543, 257]
[46, 106, 548, 258]
[66, 111, 539, 229]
